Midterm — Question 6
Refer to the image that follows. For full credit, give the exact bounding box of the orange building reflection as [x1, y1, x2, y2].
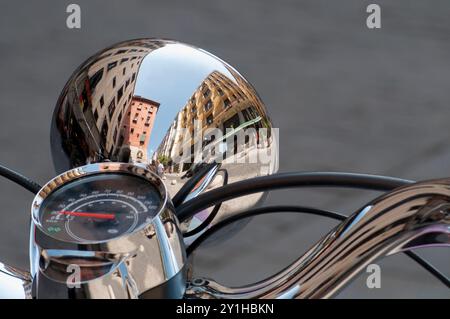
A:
[114, 96, 160, 162]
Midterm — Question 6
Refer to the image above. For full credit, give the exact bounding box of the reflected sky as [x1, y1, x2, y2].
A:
[135, 43, 235, 157]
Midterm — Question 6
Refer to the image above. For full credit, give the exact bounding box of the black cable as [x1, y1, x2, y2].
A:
[404, 250, 450, 288]
[176, 172, 413, 222]
[172, 162, 219, 207]
[0, 164, 41, 194]
[187, 205, 450, 288]
[183, 168, 229, 237]
[186, 205, 347, 255]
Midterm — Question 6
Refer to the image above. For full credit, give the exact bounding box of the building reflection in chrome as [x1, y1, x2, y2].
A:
[156, 69, 275, 175]
[51, 39, 278, 228]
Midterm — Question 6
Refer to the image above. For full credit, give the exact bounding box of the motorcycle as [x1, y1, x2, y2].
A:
[0, 38, 448, 299]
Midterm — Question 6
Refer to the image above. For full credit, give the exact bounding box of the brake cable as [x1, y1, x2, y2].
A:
[0, 164, 41, 194]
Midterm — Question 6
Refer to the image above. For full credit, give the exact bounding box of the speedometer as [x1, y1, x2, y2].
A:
[30, 163, 185, 299]
[36, 173, 163, 243]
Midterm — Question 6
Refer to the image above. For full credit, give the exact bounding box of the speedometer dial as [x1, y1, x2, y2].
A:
[37, 173, 163, 243]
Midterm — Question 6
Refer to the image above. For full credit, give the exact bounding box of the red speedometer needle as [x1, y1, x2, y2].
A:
[58, 211, 116, 220]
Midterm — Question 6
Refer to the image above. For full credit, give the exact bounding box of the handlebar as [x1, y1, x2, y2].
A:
[185, 178, 450, 299]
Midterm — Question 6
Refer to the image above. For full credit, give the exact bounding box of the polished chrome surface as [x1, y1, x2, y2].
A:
[51, 39, 279, 232]
[30, 163, 186, 298]
[0, 262, 32, 299]
[185, 178, 450, 299]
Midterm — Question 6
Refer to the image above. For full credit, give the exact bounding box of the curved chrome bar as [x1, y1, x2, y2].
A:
[0, 262, 32, 299]
[185, 178, 450, 299]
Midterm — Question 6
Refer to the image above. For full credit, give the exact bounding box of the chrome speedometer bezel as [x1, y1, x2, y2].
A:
[31, 162, 168, 245]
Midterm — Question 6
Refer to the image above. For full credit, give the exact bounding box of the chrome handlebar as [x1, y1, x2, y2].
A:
[185, 178, 450, 299]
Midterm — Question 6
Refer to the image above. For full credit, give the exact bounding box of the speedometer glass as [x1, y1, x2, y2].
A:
[37, 173, 163, 243]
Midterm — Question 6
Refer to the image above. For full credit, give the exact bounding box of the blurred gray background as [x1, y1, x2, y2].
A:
[0, 0, 449, 298]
